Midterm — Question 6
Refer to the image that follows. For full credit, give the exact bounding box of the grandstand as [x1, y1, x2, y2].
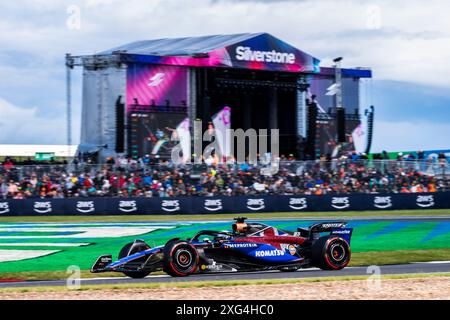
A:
[1, 157, 448, 200]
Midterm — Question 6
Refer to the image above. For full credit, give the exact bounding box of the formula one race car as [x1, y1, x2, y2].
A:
[91, 218, 353, 278]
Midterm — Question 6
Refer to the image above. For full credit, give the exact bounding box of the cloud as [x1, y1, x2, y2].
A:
[1, 0, 450, 85]
[0, 97, 79, 145]
[0, 0, 449, 150]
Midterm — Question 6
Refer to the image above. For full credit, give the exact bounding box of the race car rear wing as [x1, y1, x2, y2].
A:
[297, 221, 352, 243]
[308, 222, 348, 233]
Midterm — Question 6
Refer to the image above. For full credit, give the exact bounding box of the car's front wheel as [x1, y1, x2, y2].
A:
[163, 240, 199, 277]
[118, 242, 151, 279]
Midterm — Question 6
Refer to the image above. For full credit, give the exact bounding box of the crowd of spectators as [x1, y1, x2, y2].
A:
[0, 152, 449, 199]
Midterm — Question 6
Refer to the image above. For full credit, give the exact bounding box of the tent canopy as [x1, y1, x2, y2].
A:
[99, 33, 321, 73]
[101, 33, 262, 57]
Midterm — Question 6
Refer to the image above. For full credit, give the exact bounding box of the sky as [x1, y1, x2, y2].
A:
[0, 0, 449, 153]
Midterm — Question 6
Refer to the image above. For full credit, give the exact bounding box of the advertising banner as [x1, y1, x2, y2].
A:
[0, 193, 449, 216]
[222, 33, 320, 73]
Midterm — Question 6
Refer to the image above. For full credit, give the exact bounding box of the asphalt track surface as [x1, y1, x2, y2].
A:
[0, 262, 449, 288]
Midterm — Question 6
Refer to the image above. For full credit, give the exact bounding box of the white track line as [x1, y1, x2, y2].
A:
[410, 261, 450, 264]
[0, 250, 60, 263]
[0, 243, 90, 247]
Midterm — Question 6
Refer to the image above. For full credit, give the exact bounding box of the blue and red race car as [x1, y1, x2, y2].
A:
[91, 218, 353, 278]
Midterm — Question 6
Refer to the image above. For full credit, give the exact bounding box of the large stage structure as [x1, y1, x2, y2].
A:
[67, 33, 372, 161]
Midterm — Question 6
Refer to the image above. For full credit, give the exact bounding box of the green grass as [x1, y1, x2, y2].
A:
[0, 270, 124, 281]
[350, 249, 450, 266]
[0, 209, 449, 223]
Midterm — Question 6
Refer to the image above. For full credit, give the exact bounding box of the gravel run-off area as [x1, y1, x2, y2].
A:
[1, 277, 449, 300]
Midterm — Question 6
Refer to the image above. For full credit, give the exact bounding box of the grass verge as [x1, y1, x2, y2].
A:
[349, 249, 450, 266]
[0, 209, 449, 223]
[1, 249, 449, 282]
[0, 270, 124, 282]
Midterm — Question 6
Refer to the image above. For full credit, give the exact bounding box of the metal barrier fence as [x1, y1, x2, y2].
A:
[0, 159, 448, 199]
[1, 159, 448, 179]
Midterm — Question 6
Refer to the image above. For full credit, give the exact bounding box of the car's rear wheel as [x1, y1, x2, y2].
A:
[163, 240, 199, 277]
[118, 242, 151, 279]
[311, 236, 351, 270]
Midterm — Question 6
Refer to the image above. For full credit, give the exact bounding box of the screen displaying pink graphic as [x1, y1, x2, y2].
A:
[126, 64, 188, 111]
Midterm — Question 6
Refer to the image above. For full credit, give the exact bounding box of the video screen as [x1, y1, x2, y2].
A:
[316, 116, 360, 157]
[129, 112, 187, 159]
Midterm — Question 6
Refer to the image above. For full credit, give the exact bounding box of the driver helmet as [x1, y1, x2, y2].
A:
[233, 222, 248, 234]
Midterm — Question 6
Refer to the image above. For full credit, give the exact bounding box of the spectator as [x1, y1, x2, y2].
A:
[0, 153, 448, 198]
[417, 150, 425, 161]
[438, 152, 447, 164]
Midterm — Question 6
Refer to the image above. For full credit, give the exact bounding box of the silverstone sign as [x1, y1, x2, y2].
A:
[0, 193, 448, 216]
[235, 46, 296, 64]
[223, 33, 318, 72]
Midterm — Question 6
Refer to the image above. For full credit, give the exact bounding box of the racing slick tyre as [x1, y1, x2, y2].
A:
[311, 236, 351, 271]
[163, 240, 199, 277]
[118, 242, 151, 279]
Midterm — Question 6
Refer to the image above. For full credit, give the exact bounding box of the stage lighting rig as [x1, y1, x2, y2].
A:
[215, 78, 308, 91]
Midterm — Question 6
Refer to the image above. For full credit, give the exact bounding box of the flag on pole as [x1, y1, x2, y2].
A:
[212, 106, 232, 159]
[175, 117, 191, 163]
[352, 123, 366, 153]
